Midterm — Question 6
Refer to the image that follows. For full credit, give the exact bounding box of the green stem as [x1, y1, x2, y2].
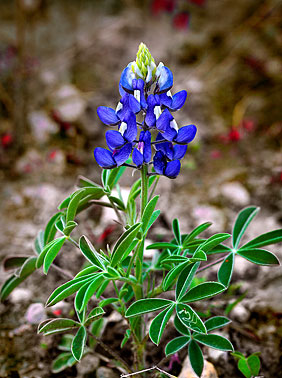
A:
[140, 164, 149, 217]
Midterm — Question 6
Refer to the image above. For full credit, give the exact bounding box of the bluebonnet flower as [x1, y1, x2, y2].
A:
[94, 43, 197, 179]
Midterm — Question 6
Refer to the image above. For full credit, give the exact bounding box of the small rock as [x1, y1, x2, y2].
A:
[52, 84, 86, 122]
[15, 149, 43, 175]
[230, 302, 250, 323]
[28, 110, 58, 144]
[76, 354, 99, 376]
[96, 366, 119, 378]
[192, 205, 225, 232]
[178, 356, 218, 378]
[207, 348, 227, 363]
[10, 288, 32, 303]
[25, 303, 46, 324]
[220, 182, 250, 207]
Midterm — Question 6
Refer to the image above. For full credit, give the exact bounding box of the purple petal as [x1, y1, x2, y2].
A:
[174, 125, 197, 144]
[106, 130, 125, 150]
[164, 160, 181, 178]
[122, 112, 137, 142]
[153, 151, 166, 175]
[173, 145, 187, 160]
[156, 66, 173, 93]
[132, 148, 144, 167]
[97, 106, 119, 125]
[94, 147, 116, 169]
[113, 143, 132, 166]
[171, 90, 187, 111]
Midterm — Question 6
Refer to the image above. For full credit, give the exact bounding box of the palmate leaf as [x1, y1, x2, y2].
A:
[232, 206, 260, 249]
[46, 274, 96, 307]
[142, 196, 159, 233]
[66, 189, 86, 223]
[218, 252, 235, 287]
[52, 352, 77, 373]
[107, 165, 127, 190]
[194, 334, 234, 351]
[176, 303, 206, 334]
[172, 219, 181, 245]
[75, 274, 105, 313]
[3, 256, 29, 271]
[79, 236, 106, 270]
[163, 261, 190, 291]
[205, 316, 231, 332]
[146, 242, 179, 250]
[85, 307, 105, 326]
[237, 248, 280, 265]
[189, 340, 204, 377]
[36, 238, 59, 268]
[196, 233, 231, 254]
[125, 298, 173, 317]
[149, 304, 175, 345]
[180, 281, 226, 303]
[34, 230, 45, 254]
[71, 326, 87, 361]
[44, 212, 62, 245]
[165, 335, 191, 356]
[63, 221, 78, 237]
[241, 229, 282, 249]
[38, 318, 80, 336]
[176, 262, 200, 301]
[174, 315, 191, 336]
[182, 222, 212, 247]
[145, 210, 160, 233]
[43, 237, 67, 274]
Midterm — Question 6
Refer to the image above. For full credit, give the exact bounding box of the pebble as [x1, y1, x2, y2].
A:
[230, 302, 250, 323]
[178, 356, 218, 378]
[96, 366, 119, 378]
[25, 303, 46, 324]
[28, 111, 58, 144]
[10, 288, 32, 303]
[220, 182, 250, 207]
[192, 205, 225, 232]
[52, 84, 86, 122]
[76, 354, 99, 376]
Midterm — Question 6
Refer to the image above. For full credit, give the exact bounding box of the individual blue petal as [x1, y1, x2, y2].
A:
[143, 131, 152, 163]
[132, 148, 144, 167]
[171, 90, 187, 111]
[159, 92, 173, 108]
[153, 151, 166, 175]
[164, 160, 181, 178]
[132, 79, 147, 109]
[145, 95, 160, 128]
[94, 147, 117, 169]
[113, 143, 133, 166]
[119, 82, 126, 97]
[156, 66, 173, 93]
[173, 145, 187, 160]
[97, 106, 119, 125]
[174, 125, 197, 144]
[122, 112, 137, 142]
[105, 130, 125, 150]
[156, 109, 177, 141]
[120, 67, 135, 92]
[128, 94, 141, 114]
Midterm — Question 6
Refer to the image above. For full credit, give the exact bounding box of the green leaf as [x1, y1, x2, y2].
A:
[146, 242, 179, 250]
[52, 352, 76, 373]
[181, 281, 226, 303]
[66, 189, 86, 223]
[111, 223, 142, 267]
[163, 261, 189, 291]
[36, 238, 58, 268]
[107, 165, 127, 189]
[194, 334, 233, 351]
[125, 298, 173, 317]
[196, 233, 231, 254]
[99, 298, 119, 308]
[142, 195, 159, 233]
[108, 195, 125, 210]
[238, 359, 252, 378]
[218, 253, 235, 287]
[232, 206, 260, 249]
[172, 219, 181, 245]
[189, 250, 207, 262]
[247, 354, 260, 376]
[58, 334, 74, 351]
[43, 237, 66, 274]
[176, 262, 200, 301]
[176, 304, 206, 334]
[207, 244, 232, 255]
[71, 326, 87, 361]
[18, 256, 37, 278]
[145, 210, 160, 233]
[85, 307, 105, 326]
[63, 221, 78, 237]
[161, 256, 188, 265]
[205, 316, 231, 332]
[77, 175, 100, 188]
[44, 212, 62, 245]
[237, 248, 280, 265]
[174, 315, 191, 336]
[75, 266, 99, 278]
[3, 256, 29, 271]
[242, 229, 282, 249]
[34, 230, 45, 254]
[38, 318, 79, 336]
[183, 222, 212, 247]
[79, 236, 106, 270]
[102, 169, 110, 188]
[189, 340, 204, 377]
[121, 329, 131, 348]
[225, 291, 247, 316]
[149, 304, 175, 345]
[165, 335, 191, 356]
[46, 275, 96, 307]
[96, 280, 109, 298]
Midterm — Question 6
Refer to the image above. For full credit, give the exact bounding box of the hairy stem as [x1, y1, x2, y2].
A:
[197, 254, 227, 273]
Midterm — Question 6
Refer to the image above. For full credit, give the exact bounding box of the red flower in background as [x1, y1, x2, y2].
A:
[152, 0, 176, 15]
[173, 12, 190, 29]
[1, 133, 13, 148]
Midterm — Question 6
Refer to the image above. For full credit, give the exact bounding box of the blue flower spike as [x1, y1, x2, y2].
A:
[94, 42, 197, 178]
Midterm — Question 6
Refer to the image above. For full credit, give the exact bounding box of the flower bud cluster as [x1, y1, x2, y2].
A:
[94, 43, 197, 179]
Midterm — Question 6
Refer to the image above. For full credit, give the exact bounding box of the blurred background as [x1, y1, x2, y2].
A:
[0, 0, 281, 377]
